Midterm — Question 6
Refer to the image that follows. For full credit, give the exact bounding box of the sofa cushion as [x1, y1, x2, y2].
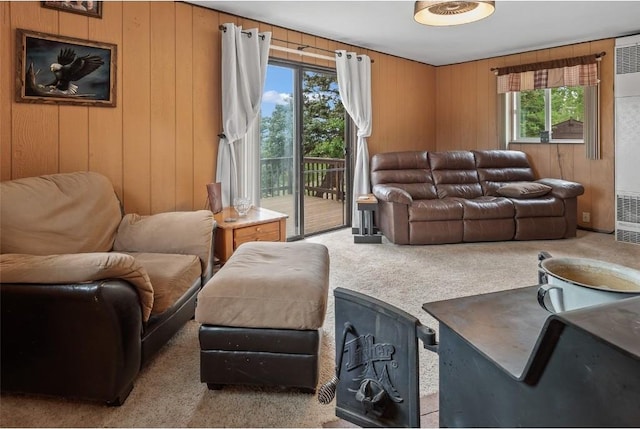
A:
[461, 197, 515, 219]
[195, 242, 329, 330]
[497, 182, 552, 199]
[429, 150, 477, 171]
[511, 196, 565, 218]
[473, 150, 536, 196]
[473, 150, 532, 169]
[370, 151, 437, 199]
[125, 252, 201, 315]
[429, 151, 483, 199]
[0, 172, 122, 255]
[114, 210, 214, 278]
[409, 199, 464, 221]
[371, 151, 429, 175]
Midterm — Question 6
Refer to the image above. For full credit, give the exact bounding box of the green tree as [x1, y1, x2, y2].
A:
[260, 97, 293, 196]
[551, 86, 584, 124]
[519, 89, 545, 138]
[519, 86, 585, 139]
[259, 69, 346, 197]
[261, 96, 293, 159]
[302, 71, 345, 159]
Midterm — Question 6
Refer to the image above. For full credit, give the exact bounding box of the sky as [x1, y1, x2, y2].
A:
[261, 64, 293, 117]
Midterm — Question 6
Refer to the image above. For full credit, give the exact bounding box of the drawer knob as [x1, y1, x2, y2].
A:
[256, 227, 262, 232]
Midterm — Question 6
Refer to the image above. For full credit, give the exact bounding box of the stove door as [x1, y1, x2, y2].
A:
[334, 287, 423, 428]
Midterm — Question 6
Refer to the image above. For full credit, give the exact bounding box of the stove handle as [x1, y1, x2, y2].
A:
[538, 251, 553, 284]
[417, 324, 438, 353]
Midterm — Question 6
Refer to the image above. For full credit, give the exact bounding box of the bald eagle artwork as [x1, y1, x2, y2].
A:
[18, 29, 116, 106]
[44, 48, 104, 95]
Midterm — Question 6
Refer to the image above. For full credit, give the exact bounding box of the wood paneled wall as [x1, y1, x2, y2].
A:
[3, 1, 612, 230]
[0, 1, 436, 215]
[435, 40, 616, 232]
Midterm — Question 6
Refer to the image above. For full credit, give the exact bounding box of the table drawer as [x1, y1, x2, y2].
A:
[234, 221, 281, 247]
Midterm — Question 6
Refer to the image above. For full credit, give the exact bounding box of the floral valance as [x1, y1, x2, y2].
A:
[494, 52, 605, 93]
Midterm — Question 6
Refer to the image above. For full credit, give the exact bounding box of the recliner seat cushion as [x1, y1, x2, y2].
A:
[460, 197, 515, 219]
[409, 199, 464, 221]
[125, 252, 201, 315]
[511, 196, 564, 218]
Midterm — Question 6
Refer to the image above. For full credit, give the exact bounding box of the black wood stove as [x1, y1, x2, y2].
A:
[330, 285, 640, 427]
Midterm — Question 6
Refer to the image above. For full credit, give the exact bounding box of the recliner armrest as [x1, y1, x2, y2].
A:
[535, 178, 585, 199]
[0, 252, 154, 321]
[373, 184, 413, 205]
[0, 280, 142, 404]
[114, 210, 216, 281]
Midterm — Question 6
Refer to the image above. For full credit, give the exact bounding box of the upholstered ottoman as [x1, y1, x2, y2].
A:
[195, 241, 330, 392]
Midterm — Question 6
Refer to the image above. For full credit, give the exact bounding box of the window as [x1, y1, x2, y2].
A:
[510, 86, 585, 143]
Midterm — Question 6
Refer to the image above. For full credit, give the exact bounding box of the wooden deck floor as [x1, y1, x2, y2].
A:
[260, 195, 347, 238]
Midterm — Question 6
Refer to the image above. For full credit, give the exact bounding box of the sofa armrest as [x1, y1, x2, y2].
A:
[536, 178, 585, 199]
[373, 184, 413, 205]
[114, 210, 216, 281]
[0, 280, 142, 404]
[0, 253, 154, 321]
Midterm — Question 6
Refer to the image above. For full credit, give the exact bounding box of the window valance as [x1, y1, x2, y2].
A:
[494, 52, 605, 93]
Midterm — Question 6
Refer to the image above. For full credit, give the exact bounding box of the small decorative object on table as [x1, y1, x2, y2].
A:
[233, 197, 251, 217]
[206, 182, 223, 214]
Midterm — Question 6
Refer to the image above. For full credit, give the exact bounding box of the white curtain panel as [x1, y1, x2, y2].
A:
[241, 117, 262, 204]
[335, 50, 373, 228]
[216, 23, 271, 207]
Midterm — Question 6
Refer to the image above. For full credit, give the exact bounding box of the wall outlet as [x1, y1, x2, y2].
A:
[582, 212, 591, 223]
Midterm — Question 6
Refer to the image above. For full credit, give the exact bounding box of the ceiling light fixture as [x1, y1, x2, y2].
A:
[414, 1, 495, 26]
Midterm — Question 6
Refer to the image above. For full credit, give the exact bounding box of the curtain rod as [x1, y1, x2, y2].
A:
[270, 45, 335, 62]
[490, 52, 606, 73]
[219, 24, 373, 63]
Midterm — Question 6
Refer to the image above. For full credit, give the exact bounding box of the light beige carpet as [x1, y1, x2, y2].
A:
[2, 229, 639, 427]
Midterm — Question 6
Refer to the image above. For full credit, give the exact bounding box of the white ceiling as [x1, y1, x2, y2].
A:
[187, 1, 640, 66]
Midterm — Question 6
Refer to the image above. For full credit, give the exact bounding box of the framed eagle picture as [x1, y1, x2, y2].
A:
[15, 29, 116, 107]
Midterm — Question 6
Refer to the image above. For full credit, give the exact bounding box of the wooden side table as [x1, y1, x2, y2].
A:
[213, 206, 288, 264]
[353, 194, 381, 244]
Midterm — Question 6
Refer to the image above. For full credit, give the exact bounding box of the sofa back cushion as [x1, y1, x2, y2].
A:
[429, 151, 483, 199]
[371, 151, 437, 199]
[473, 150, 535, 196]
[0, 171, 122, 255]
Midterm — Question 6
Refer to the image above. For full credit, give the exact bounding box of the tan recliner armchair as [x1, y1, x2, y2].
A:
[0, 171, 216, 405]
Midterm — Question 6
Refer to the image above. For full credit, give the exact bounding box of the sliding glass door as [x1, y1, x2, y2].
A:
[259, 60, 349, 240]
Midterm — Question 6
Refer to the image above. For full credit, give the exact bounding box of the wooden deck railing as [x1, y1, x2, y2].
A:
[260, 157, 345, 202]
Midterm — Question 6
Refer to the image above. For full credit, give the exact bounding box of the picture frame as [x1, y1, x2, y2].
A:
[41, 1, 103, 19]
[16, 29, 117, 107]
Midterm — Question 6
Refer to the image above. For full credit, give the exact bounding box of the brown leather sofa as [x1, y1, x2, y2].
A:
[371, 150, 584, 245]
[0, 171, 216, 405]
